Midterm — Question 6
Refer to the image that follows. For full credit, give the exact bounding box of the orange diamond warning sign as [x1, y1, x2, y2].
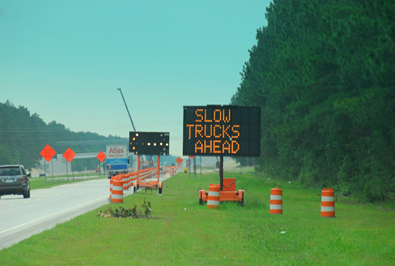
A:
[40, 144, 56, 162]
[175, 156, 183, 165]
[63, 148, 76, 163]
[97, 151, 106, 162]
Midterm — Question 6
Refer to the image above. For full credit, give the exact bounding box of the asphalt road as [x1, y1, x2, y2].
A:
[0, 174, 172, 250]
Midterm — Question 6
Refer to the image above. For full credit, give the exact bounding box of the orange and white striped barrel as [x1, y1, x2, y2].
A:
[110, 178, 113, 199]
[111, 178, 123, 203]
[121, 174, 127, 190]
[127, 174, 132, 189]
[270, 187, 282, 214]
[207, 184, 220, 209]
[123, 174, 128, 189]
[126, 174, 130, 189]
[321, 188, 335, 217]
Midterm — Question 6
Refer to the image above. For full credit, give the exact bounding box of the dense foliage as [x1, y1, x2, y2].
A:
[0, 100, 124, 171]
[98, 199, 153, 219]
[233, 0, 395, 202]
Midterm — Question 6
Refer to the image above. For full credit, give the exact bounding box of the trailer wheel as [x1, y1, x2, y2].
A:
[158, 186, 162, 194]
[199, 198, 203, 205]
[133, 186, 137, 193]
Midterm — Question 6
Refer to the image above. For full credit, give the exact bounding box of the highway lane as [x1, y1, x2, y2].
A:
[0, 174, 172, 250]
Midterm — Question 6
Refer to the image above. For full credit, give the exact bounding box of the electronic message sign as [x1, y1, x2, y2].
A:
[129, 132, 170, 155]
[183, 105, 261, 156]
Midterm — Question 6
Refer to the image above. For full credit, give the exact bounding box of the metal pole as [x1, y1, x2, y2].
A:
[52, 159, 54, 185]
[137, 155, 140, 186]
[219, 156, 223, 191]
[66, 161, 69, 182]
[189, 157, 191, 178]
[200, 156, 202, 181]
[193, 156, 196, 180]
[117, 88, 136, 131]
[72, 161, 74, 181]
[157, 155, 160, 182]
[44, 159, 46, 186]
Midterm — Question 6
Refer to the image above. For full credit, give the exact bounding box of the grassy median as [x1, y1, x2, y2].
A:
[2, 170, 395, 265]
[30, 173, 107, 190]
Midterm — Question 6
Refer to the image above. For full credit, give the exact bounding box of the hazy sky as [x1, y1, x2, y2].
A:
[1, 0, 270, 156]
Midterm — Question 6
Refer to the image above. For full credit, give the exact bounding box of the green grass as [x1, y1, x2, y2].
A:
[2, 171, 395, 265]
[45, 172, 104, 179]
[30, 174, 107, 190]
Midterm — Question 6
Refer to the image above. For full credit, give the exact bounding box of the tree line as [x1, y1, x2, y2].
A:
[0, 100, 124, 171]
[233, 0, 395, 202]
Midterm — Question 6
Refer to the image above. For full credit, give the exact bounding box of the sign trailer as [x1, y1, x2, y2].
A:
[129, 132, 170, 194]
[183, 105, 261, 206]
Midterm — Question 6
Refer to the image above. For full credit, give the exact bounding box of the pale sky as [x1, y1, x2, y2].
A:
[1, 0, 270, 157]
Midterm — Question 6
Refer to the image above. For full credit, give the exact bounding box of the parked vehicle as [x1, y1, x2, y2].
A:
[0, 164, 31, 198]
[39, 171, 46, 177]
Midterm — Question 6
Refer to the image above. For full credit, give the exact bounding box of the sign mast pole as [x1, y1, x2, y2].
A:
[40, 144, 56, 186]
[52, 159, 54, 185]
[193, 156, 196, 180]
[117, 88, 136, 132]
[44, 158, 46, 186]
[137, 155, 140, 186]
[200, 156, 202, 181]
[157, 155, 160, 183]
[189, 157, 191, 178]
[220, 156, 223, 191]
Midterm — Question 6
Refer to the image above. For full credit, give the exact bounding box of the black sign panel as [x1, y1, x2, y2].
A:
[183, 105, 261, 156]
[129, 132, 170, 155]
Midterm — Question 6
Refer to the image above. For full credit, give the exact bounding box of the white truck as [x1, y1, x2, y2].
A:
[106, 144, 129, 179]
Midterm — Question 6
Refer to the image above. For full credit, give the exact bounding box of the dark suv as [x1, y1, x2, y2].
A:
[0, 164, 31, 199]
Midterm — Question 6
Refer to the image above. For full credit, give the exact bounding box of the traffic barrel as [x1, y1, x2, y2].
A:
[321, 188, 335, 217]
[110, 178, 113, 199]
[111, 177, 123, 203]
[127, 173, 132, 189]
[207, 184, 220, 209]
[270, 187, 282, 214]
[123, 174, 129, 189]
[121, 174, 128, 190]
